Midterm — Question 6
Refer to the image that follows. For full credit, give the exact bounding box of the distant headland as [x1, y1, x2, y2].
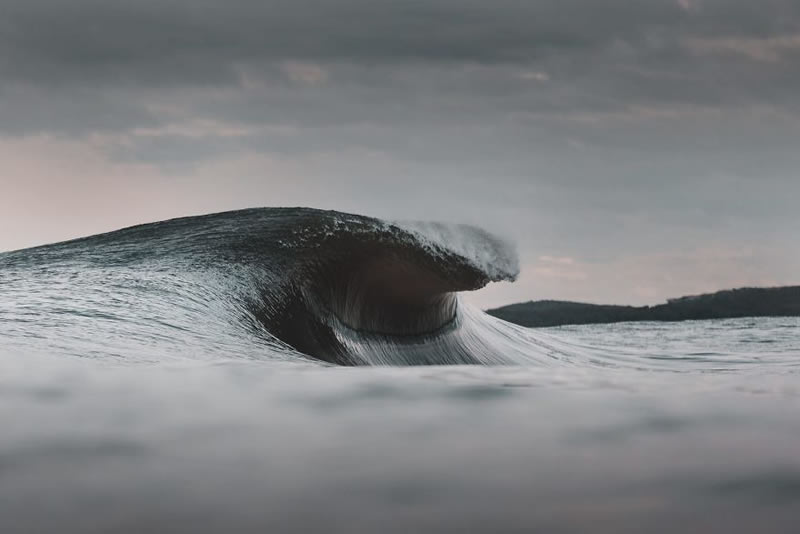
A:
[486, 286, 800, 327]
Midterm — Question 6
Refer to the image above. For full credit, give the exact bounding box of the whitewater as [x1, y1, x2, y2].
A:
[1, 207, 799, 533]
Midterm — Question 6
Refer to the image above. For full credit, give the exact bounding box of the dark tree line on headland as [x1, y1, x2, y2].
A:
[486, 286, 800, 327]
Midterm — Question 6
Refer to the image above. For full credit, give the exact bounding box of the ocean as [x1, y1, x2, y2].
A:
[1, 208, 799, 533]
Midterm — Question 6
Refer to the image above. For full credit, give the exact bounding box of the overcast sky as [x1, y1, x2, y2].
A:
[2, 0, 799, 307]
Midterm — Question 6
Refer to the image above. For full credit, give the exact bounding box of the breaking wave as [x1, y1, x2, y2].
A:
[0, 208, 566, 366]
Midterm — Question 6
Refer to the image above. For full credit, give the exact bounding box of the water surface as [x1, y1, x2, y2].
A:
[1, 208, 798, 533]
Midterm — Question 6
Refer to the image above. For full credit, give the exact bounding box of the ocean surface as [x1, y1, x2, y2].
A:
[1, 208, 799, 533]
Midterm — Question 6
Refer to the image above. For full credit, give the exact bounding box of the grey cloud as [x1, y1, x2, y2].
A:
[1, 0, 799, 137]
[0, 0, 677, 79]
[0, 84, 160, 135]
[1, 0, 797, 86]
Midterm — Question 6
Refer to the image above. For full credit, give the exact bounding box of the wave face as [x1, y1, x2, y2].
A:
[0, 208, 565, 366]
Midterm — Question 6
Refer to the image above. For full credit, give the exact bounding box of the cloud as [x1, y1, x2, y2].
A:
[685, 33, 800, 62]
[282, 62, 329, 86]
[3, 0, 800, 138]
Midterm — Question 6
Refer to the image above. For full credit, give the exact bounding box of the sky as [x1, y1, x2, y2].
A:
[2, 0, 799, 308]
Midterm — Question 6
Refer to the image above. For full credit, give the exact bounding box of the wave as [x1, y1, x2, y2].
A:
[0, 208, 563, 366]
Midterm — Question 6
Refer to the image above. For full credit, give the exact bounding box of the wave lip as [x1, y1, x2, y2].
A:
[392, 220, 519, 284]
[266, 212, 522, 365]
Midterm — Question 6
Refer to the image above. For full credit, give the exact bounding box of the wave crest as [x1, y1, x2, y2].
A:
[259, 211, 520, 364]
[2, 207, 542, 366]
